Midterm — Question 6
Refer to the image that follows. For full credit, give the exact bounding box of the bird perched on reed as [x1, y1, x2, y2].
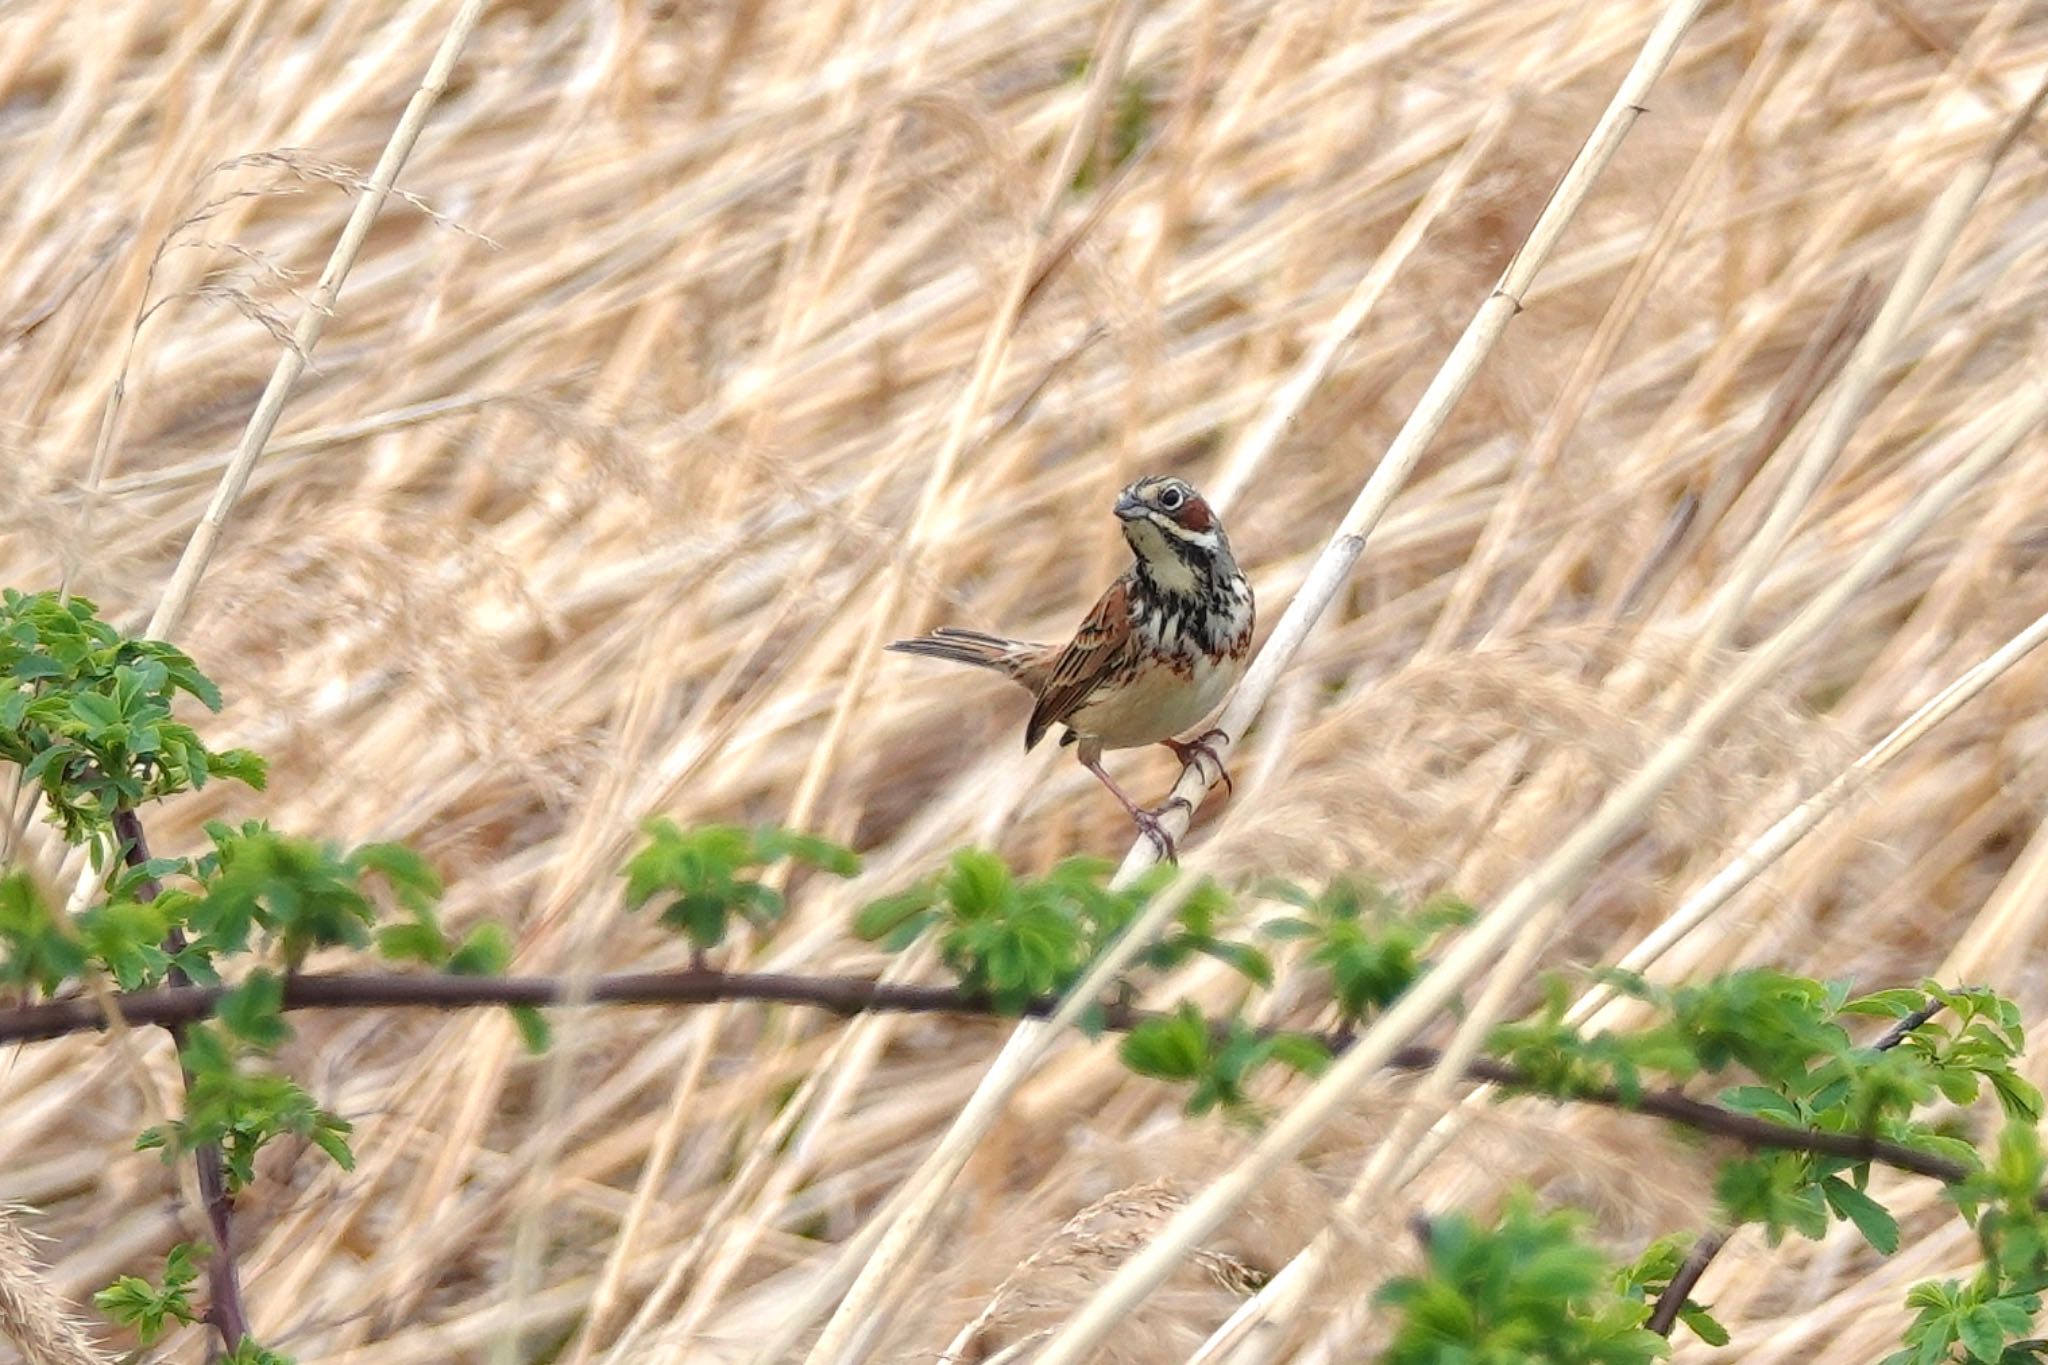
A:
[888, 475, 1253, 858]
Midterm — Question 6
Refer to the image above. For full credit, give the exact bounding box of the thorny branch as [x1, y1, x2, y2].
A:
[1, 961, 1984, 1204]
[111, 807, 250, 1354]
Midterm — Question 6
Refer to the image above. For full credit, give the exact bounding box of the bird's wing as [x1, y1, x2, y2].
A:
[1025, 576, 1138, 749]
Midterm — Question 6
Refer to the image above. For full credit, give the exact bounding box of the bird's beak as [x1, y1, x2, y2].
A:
[1114, 490, 1146, 521]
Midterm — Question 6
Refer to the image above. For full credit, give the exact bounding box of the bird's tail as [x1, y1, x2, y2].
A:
[887, 627, 1044, 687]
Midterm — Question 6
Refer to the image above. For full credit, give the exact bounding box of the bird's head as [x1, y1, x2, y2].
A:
[1114, 475, 1235, 591]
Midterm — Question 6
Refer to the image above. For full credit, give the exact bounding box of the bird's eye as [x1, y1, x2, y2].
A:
[1159, 486, 1185, 510]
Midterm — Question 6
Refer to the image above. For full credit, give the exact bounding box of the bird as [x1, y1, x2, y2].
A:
[888, 474, 1254, 859]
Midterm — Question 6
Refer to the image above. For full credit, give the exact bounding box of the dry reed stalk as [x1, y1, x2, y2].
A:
[1425, 0, 1817, 653]
[776, 0, 1146, 854]
[493, 600, 699, 1365]
[1334, 599, 2048, 1269]
[142, 2, 490, 644]
[792, 11, 1653, 1357]
[47, 0, 493, 1058]
[1201, 7, 1581, 518]
[1690, 72, 2048, 675]
[794, 866, 1203, 1365]
[1588, 605, 2048, 1021]
[599, 946, 941, 1360]
[1198, 898, 1571, 1365]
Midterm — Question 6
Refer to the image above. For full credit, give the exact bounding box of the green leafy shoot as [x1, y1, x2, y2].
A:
[1855, 983, 2043, 1123]
[220, 1337, 296, 1365]
[0, 589, 265, 862]
[136, 1024, 354, 1191]
[94, 1241, 205, 1345]
[1260, 877, 1470, 1026]
[1485, 969, 2035, 1259]
[855, 855, 1268, 1016]
[64, 822, 456, 1000]
[1378, 1192, 1669, 1364]
[623, 820, 859, 956]
[1119, 1003, 1328, 1116]
[1884, 1276, 2044, 1365]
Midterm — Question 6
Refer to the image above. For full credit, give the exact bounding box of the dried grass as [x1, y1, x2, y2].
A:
[4, 0, 2048, 1361]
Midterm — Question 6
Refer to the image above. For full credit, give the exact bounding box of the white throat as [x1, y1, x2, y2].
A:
[1127, 520, 1204, 594]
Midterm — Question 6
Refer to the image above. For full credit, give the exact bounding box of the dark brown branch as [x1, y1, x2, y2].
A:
[3, 966, 1988, 1196]
[1872, 997, 1948, 1050]
[0, 968, 1074, 1043]
[1646, 1230, 1726, 1336]
[111, 808, 250, 1354]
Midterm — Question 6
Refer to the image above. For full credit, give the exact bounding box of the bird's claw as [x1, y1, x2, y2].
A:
[1131, 802, 1185, 863]
[1163, 729, 1234, 797]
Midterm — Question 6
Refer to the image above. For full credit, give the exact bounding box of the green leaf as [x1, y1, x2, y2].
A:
[160, 657, 224, 712]
[67, 691, 123, 732]
[510, 1005, 551, 1054]
[376, 917, 451, 967]
[1821, 1175, 1901, 1254]
[76, 895, 173, 989]
[620, 819, 835, 959]
[1264, 1032, 1332, 1077]
[1120, 1007, 1210, 1082]
[752, 827, 861, 877]
[93, 1241, 206, 1345]
[1959, 1304, 2009, 1362]
[1716, 1155, 1830, 1244]
[309, 1111, 355, 1171]
[1196, 937, 1272, 986]
[207, 747, 269, 789]
[1719, 1085, 1801, 1122]
[853, 888, 936, 942]
[217, 970, 291, 1049]
[0, 870, 88, 995]
[0, 594, 261, 851]
[220, 1335, 296, 1365]
[1377, 1191, 1668, 1365]
[1678, 1302, 1729, 1347]
[1843, 988, 1930, 1019]
[350, 842, 441, 910]
[1260, 917, 1319, 941]
[943, 849, 1012, 918]
[1989, 1070, 2045, 1123]
[151, 1022, 352, 1191]
[448, 922, 512, 976]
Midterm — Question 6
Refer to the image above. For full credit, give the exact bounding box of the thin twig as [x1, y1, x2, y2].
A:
[109, 808, 249, 1353]
[1645, 1230, 1727, 1336]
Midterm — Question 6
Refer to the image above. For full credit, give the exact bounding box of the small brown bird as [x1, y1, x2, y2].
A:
[889, 475, 1254, 857]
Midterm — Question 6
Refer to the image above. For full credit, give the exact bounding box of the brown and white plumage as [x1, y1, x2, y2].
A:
[889, 475, 1254, 856]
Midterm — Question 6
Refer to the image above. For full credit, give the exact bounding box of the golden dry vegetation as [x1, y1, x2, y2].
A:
[4, 0, 2048, 1360]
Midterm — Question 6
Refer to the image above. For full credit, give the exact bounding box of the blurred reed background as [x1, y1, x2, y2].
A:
[3, 0, 2047, 1359]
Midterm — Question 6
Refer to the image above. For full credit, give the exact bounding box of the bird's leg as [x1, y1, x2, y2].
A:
[1160, 728, 1233, 797]
[1079, 750, 1180, 862]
